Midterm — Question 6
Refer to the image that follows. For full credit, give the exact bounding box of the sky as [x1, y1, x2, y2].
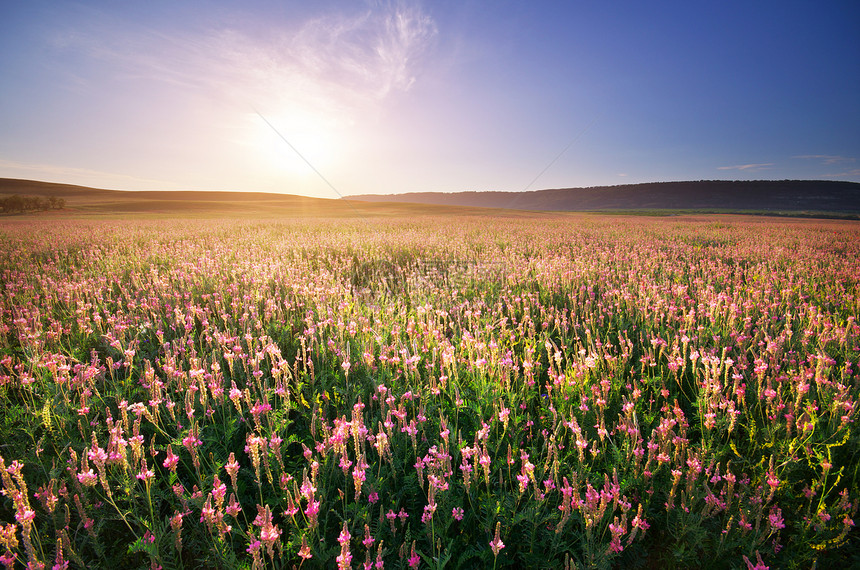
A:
[1, 0, 858, 198]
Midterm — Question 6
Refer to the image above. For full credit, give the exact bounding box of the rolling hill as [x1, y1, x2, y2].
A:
[0, 178, 524, 218]
[3, 178, 860, 218]
[350, 180, 860, 214]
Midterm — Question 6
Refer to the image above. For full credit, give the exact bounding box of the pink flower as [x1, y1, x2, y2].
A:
[212, 476, 226, 502]
[362, 524, 375, 547]
[136, 461, 155, 482]
[200, 498, 216, 526]
[421, 504, 435, 525]
[352, 459, 368, 498]
[280, 490, 298, 517]
[77, 469, 97, 487]
[768, 507, 785, 532]
[742, 551, 768, 570]
[35, 482, 58, 514]
[163, 447, 179, 471]
[489, 522, 505, 557]
[170, 511, 186, 531]
[1, 551, 16, 568]
[181, 433, 201, 451]
[226, 494, 242, 517]
[337, 522, 352, 570]
[607, 521, 624, 554]
[227, 379, 241, 397]
[225, 453, 240, 477]
[632, 512, 650, 531]
[766, 471, 779, 490]
[452, 507, 464, 521]
[408, 541, 420, 568]
[368, 491, 379, 504]
[516, 473, 529, 492]
[15, 507, 36, 525]
[338, 522, 351, 546]
[260, 523, 281, 552]
[300, 474, 317, 501]
[298, 534, 312, 560]
[305, 500, 320, 528]
[87, 445, 108, 465]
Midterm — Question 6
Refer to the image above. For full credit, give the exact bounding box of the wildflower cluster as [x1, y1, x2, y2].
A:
[0, 215, 857, 568]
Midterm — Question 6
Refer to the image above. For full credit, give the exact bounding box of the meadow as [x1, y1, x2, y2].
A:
[0, 213, 857, 569]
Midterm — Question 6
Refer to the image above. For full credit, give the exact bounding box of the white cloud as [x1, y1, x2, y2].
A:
[794, 155, 856, 165]
[822, 168, 860, 178]
[717, 163, 774, 171]
[37, 1, 439, 195]
[52, 1, 437, 123]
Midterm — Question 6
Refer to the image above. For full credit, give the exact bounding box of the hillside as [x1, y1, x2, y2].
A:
[350, 180, 860, 214]
[0, 178, 534, 218]
[3, 178, 860, 218]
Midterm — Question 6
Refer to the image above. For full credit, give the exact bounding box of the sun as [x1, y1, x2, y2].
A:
[246, 109, 344, 179]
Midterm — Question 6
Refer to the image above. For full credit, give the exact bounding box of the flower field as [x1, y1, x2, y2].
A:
[0, 214, 858, 569]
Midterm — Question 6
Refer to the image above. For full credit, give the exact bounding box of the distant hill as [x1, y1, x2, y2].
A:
[4, 178, 860, 218]
[0, 178, 533, 218]
[350, 180, 860, 214]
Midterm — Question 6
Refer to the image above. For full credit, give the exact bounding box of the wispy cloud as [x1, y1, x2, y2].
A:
[51, 1, 437, 122]
[793, 156, 859, 179]
[794, 155, 856, 165]
[717, 163, 774, 171]
[289, 1, 437, 100]
[822, 168, 860, 178]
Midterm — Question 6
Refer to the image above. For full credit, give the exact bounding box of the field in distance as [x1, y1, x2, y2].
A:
[0, 178, 537, 219]
[4, 177, 860, 219]
[352, 179, 860, 218]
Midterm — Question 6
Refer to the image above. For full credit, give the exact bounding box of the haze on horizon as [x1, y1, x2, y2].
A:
[1, 0, 858, 199]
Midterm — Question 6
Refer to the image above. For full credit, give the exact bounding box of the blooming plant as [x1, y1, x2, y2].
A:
[0, 214, 857, 568]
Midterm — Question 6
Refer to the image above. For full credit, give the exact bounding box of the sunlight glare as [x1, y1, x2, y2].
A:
[247, 110, 344, 178]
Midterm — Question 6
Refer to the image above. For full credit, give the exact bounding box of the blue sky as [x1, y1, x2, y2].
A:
[1, 0, 858, 198]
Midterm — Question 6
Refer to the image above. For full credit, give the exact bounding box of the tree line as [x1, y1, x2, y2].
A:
[0, 195, 66, 214]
